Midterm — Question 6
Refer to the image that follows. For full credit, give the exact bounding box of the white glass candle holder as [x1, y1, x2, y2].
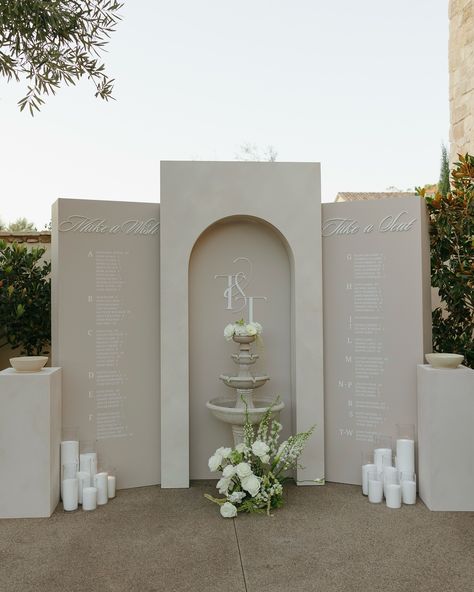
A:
[361, 451, 374, 496]
[401, 471, 417, 505]
[107, 475, 116, 499]
[79, 452, 98, 480]
[383, 466, 399, 498]
[385, 483, 402, 509]
[77, 471, 91, 504]
[62, 478, 78, 511]
[368, 474, 383, 503]
[82, 487, 97, 511]
[94, 472, 109, 505]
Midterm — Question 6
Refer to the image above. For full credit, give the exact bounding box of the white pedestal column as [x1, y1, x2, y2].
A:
[0, 367, 62, 518]
[417, 364, 474, 511]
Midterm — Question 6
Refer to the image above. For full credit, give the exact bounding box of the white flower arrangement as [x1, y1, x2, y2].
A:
[224, 319, 263, 341]
[205, 400, 315, 517]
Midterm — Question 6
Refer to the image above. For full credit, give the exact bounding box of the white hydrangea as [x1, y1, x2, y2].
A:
[228, 491, 246, 503]
[235, 462, 252, 479]
[224, 324, 235, 341]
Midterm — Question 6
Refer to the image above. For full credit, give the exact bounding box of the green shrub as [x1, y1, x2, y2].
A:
[417, 153, 474, 368]
[0, 241, 51, 355]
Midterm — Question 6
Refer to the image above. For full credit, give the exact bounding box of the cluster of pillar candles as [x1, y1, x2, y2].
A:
[361, 427, 416, 509]
[60, 438, 116, 512]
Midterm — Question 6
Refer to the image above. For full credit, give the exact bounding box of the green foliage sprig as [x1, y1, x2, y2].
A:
[417, 153, 474, 368]
[0, 240, 51, 355]
[0, 0, 123, 114]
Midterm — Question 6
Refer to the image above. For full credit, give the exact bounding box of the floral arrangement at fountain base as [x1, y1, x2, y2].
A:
[205, 401, 315, 517]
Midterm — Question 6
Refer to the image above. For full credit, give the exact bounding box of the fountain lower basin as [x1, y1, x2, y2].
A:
[206, 397, 284, 425]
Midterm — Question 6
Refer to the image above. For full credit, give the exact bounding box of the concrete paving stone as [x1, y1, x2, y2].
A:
[234, 482, 474, 592]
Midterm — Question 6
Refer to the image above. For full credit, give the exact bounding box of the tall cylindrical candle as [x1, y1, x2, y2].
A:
[107, 475, 116, 499]
[62, 478, 78, 511]
[77, 471, 91, 504]
[94, 472, 108, 505]
[385, 483, 402, 509]
[401, 480, 417, 505]
[61, 441, 79, 464]
[396, 439, 415, 474]
[80, 452, 97, 479]
[82, 487, 97, 511]
[368, 479, 383, 503]
[362, 464, 376, 496]
[374, 448, 392, 472]
[383, 466, 399, 497]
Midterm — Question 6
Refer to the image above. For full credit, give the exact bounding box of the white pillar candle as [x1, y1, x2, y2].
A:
[79, 452, 97, 479]
[368, 479, 383, 503]
[107, 475, 116, 499]
[77, 471, 91, 504]
[82, 487, 97, 511]
[61, 440, 79, 464]
[396, 439, 415, 474]
[401, 480, 417, 505]
[62, 478, 78, 511]
[94, 472, 108, 505]
[362, 464, 376, 495]
[383, 466, 399, 497]
[385, 483, 402, 509]
[374, 448, 392, 472]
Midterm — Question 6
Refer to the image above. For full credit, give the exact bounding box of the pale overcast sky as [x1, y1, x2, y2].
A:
[0, 0, 449, 229]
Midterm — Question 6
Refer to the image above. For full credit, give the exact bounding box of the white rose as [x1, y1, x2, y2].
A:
[252, 322, 263, 335]
[217, 477, 231, 494]
[252, 440, 270, 458]
[208, 454, 222, 472]
[228, 491, 246, 503]
[224, 324, 235, 341]
[220, 502, 237, 518]
[222, 464, 235, 478]
[261, 454, 270, 464]
[241, 474, 261, 497]
[235, 462, 252, 479]
[245, 324, 257, 336]
[216, 447, 232, 459]
[235, 324, 247, 335]
[235, 443, 248, 454]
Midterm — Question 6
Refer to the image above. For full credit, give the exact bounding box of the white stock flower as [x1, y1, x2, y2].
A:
[235, 443, 248, 454]
[220, 502, 237, 518]
[222, 464, 236, 478]
[241, 474, 261, 497]
[228, 491, 246, 503]
[216, 447, 232, 459]
[245, 323, 257, 336]
[224, 324, 235, 341]
[217, 478, 231, 494]
[252, 440, 270, 458]
[235, 462, 252, 479]
[208, 454, 222, 472]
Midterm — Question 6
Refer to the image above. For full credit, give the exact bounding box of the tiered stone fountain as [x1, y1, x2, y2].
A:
[206, 333, 284, 445]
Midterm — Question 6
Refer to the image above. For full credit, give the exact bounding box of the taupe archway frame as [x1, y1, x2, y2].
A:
[160, 161, 324, 488]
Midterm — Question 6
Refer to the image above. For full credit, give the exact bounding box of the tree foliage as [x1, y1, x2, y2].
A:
[438, 143, 450, 197]
[235, 143, 278, 162]
[0, 0, 123, 114]
[417, 153, 474, 368]
[0, 240, 51, 355]
[7, 217, 37, 231]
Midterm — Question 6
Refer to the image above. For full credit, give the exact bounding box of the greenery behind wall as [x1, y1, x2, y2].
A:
[417, 153, 474, 368]
[0, 241, 51, 356]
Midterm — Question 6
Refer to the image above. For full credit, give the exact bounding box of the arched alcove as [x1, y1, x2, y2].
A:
[160, 161, 324, 488]
[189, 217, 292, 478]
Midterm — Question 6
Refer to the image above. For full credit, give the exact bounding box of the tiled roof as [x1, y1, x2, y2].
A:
[335, 192, 417, 202]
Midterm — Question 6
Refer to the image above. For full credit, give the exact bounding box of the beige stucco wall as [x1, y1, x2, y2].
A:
[449, 0, 474, 161]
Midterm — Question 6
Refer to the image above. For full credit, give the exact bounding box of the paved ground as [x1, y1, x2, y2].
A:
[1, 482, 473, 592]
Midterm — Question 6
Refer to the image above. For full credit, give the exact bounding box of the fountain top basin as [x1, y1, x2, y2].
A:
[206, 397, 284, 425]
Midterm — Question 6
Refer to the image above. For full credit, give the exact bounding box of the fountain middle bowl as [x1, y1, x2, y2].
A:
[219, 374, 270, 389]
[206, 397, 284, 425]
